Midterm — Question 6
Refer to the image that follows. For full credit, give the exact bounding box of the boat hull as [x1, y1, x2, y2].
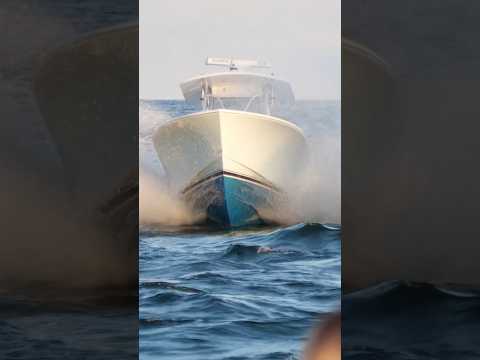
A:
[184, 172, 279, 227]
[153, 109, 308, 227]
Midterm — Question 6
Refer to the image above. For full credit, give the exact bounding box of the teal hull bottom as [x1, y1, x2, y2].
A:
[183, 173, 279, 228]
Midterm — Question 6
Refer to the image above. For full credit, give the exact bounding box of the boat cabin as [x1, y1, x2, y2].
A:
[180, 58, 295, 116]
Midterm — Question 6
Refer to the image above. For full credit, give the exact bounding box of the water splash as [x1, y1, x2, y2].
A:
[283, 101, 341, 225]
[292, 132, 341, 224]
[139, 166, 200, 226]
[139, 101, 200, 226]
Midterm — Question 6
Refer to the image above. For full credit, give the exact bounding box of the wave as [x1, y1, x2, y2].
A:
[275, 222, 340, 236]
[262, 223, 340, 252]
[344, 280, 480, 302]
[343, 280, 480, 359]
[223, 244, 274, 258]
[140, 222, 340, 243]
[139, 280, 203, 294]
[139, 318, 194, 328]
[218, 223, 339, 260]
[180, 271, 229, 282]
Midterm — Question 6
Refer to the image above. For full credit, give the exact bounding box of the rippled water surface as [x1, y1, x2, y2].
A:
[140, 224, 340, 359]
[343, 281, 480, 359]
[0, 290, 137, 360]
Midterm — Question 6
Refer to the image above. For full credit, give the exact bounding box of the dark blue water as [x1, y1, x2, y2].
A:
[140, 224, 340, 359]
[0, 290, 137, 359]
[343, 281, 480, 359]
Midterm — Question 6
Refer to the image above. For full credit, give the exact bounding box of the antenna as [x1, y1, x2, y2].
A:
[205, 57, 271, 70]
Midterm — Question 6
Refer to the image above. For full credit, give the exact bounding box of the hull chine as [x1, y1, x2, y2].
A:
[183, 173, 278, 228]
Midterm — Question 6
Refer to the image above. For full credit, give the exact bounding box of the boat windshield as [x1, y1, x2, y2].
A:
[206, 94, 274, 115]
[194, 75, 292, 116]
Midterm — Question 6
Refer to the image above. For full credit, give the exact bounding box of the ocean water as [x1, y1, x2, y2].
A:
[343, 281, 480, 359]
[0, 290, 137, 359]
[140, 224, 340, 360]
[139, 100, 341, 359]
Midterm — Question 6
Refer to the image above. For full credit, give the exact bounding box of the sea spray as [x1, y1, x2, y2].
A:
[258, 131, 340, 226]
[139, 100, 170, 174]
[139, 101, 199, 226]
[286, 101, 341, 225]
[139, 100, 172, 139]
[292, 132, 341, 224]
[139, 165, 199, 226]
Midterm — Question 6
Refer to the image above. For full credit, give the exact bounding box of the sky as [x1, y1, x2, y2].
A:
[140, 0, 340, 100]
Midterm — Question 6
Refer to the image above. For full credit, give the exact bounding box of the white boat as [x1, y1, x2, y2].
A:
[153, 58, 308, 227]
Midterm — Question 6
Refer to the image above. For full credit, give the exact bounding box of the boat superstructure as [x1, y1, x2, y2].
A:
[154, 57, 308, 227]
